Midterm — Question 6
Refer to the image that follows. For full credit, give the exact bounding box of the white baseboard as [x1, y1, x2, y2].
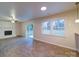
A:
[34, 37, 79, 52]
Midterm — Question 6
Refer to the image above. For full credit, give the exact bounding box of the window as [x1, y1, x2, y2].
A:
[52, 19, 64, 36]
[42, 21, 51, 34]
[42, 19, 64, 36]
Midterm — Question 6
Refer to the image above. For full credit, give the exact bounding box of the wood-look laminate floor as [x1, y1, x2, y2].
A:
[0, 37, 79, 57]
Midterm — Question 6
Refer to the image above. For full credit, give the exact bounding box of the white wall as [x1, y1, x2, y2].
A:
[0, 21, 16, 39]
[23, 9, 79, 51]
[33, 9, 79, 51]
[15, 22, 23, 36]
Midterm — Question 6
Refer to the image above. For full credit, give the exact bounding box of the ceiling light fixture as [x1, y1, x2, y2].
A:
[41, 6, 47, 11]
[75, 2, 79, 23]
[11, 20, 15, 23]
[10, 16, 15, 23]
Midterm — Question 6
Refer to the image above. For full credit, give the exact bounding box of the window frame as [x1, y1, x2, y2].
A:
[51, 19, 65, 37]
[41, 20, 51, 35]
[41, 18, 65, 37]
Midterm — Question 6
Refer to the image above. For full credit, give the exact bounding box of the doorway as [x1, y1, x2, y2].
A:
[26, 24, 33, 38]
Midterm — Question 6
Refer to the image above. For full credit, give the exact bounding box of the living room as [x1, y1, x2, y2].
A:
[0, 2, 79, 57]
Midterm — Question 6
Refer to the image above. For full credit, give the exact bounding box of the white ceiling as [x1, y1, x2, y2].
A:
[0, 2, 76, 21]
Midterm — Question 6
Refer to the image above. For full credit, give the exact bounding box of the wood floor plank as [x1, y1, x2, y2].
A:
[0, 37, 79, 57]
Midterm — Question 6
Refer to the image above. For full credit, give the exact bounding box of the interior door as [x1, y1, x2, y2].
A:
[27, 24, 33, 38]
